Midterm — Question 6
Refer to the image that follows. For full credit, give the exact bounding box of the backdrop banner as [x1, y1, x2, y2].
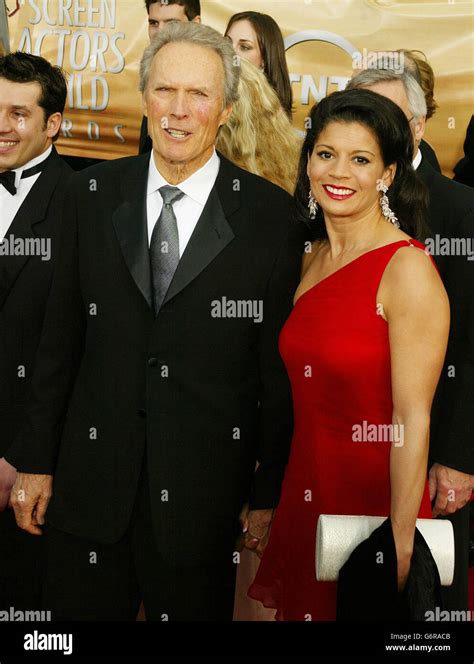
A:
[7, 0, 474, 174]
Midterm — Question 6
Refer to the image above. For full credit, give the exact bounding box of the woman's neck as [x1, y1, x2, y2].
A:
[322, 205, 388, 257]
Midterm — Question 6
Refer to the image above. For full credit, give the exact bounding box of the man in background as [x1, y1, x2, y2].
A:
[348, 69, 474, 613]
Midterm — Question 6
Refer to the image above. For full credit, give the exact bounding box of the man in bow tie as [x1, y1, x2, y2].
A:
[0, 52, 70, 612]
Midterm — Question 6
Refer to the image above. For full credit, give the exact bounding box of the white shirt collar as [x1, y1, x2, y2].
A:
[412, 149, 422, 170]
[147, 150, 220, 205]
[12, 145, 53, 187]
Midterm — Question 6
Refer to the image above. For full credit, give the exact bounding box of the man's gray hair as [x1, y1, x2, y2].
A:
[139, 22, 240, 107]
[347, 69, 427, 120]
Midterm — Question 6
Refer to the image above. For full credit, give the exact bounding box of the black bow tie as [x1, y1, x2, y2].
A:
[0, 170, 16, 195]
[0, 158, 50, 196]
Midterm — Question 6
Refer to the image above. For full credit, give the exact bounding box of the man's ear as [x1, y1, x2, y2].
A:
[142, 93, 148, 118]
[193, 16, 201, 24]
[413, 115, 426, 144]
[46, 112, 62, 140]
[219, 104, 232, 127]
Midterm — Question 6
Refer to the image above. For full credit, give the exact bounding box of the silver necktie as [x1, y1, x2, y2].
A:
[150, 185, 185, 314]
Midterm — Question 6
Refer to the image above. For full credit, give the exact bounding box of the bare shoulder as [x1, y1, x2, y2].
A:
[379, 244, 449, 315]
[384, 244, 441, 287]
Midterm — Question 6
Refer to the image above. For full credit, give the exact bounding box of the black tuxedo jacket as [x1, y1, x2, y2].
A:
[453, 115, 473, 188]
[7, 152, 307, 566]
[0, 148, 72, 457]
[418, 158, 474, 474]
[420, 138, 441, 173]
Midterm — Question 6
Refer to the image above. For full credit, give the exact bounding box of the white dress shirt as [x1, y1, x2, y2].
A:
[412, 148, 422, 171]
[146, 150, 220, 258]
[0, 146, 53, 242]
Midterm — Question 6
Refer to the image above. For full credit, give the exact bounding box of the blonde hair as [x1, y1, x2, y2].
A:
[217, 58, 301, 194]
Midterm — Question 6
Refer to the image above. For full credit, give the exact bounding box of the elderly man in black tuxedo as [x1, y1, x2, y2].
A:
[7, 23, 305, 621]
[348, 69, 474, 612]
[0, 52, 70, 611]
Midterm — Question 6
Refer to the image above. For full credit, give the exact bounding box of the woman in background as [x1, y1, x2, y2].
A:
[217, 58, 301, 194]
[225, 11, 293, 119]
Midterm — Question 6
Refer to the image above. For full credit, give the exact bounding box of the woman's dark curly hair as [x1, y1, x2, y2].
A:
[294, 88, 429, 240]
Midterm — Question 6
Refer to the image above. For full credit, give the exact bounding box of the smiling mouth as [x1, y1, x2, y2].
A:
[323, 184, 356, 200]
[164, 128, 191, 139]
[0, 140, 19, 150]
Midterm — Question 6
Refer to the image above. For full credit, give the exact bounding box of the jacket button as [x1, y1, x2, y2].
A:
[148, 357, 158, 367]
[138, 408, 147, 419]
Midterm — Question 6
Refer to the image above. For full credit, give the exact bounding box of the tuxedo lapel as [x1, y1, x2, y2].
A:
[0, 148, 63, 310]
[112, 153, 241, 311]
[162, 155, 239, 307]
[112, 154, 153, 309]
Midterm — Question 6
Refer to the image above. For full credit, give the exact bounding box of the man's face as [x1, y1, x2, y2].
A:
[0, 78, 61, 172]
[147, 2, 200, 41]
[143, 42, 232, 180]
[363, 80, 425, 158]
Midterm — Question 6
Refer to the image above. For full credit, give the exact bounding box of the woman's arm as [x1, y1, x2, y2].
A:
[379, 245, 450, 590]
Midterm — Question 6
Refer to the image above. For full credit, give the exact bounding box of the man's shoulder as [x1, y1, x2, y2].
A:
[433, 170, 473, 199]
[55, 155, 74, 175]
[216, 155, 303, 246]
[421, 161, 474, 211]
[216, 153, 292, 207]
[25, 148, 73, 203]
[71, 153, 149, 185]
[41, 147, 73, 180]
[218, 154, 289, 192]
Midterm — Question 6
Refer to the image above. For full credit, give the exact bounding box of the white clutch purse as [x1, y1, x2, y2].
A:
[316, 514, 455, 586]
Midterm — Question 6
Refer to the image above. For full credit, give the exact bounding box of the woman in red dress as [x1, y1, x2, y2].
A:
[247, 89, 450, 620]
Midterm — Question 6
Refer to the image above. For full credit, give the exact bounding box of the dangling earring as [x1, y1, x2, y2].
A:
[376, 179, 400, 228]
[308, 191, 318, 219]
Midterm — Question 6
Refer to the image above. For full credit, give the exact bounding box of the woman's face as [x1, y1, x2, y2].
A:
[226, 20, 264, 70]
[307, 120, 395, 221]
